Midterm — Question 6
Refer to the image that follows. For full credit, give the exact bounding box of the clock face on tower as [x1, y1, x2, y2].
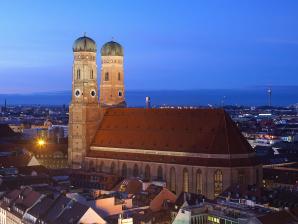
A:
[75, 89, 81, 97]
[90, 89, 96, 97]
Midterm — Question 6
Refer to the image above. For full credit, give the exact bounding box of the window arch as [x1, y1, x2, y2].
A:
[157, 166, 163, 181]
[144, 165, 150, 181]
[214, 170, 223, 197]
[183, 168, 189, 192]
[256, 169, 260, 186]
[77, 69, 81, 80]
[122, 163, 127, 177]
[89, 160, 94, 171]
[133, 164, 139, 177]
[196, 169, 202, 194]
[110, 162, 116, 174]
[237, 169, 245, 185]
[98, 161, 104, 172]
[170, 167, 176, 192]
[105, 72, 109, 81]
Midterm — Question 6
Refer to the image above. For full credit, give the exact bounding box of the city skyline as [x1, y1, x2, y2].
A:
[0, 0, 297, 93]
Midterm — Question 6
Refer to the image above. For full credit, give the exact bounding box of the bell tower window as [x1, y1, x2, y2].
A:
[118, 72, 121, 81]
[91, 70, 94, 79]
[105, 72, 109, 81]
[118, 91, 122, 97]
[77, 69, 81, 80]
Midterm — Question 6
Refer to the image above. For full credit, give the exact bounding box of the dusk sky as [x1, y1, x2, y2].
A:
[0, 0, 297, 93]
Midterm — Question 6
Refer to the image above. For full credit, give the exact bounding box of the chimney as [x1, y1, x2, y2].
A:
[145, 96, 151, 109]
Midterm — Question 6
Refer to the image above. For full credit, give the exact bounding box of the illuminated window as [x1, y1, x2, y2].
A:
[170, 167, 176, 192]
[118, 72, 121, 81]
[122, 163, 127, 177]
[157, 166, 163, 181]
[196, 169, 202, 194]
[144, 165, 150, 181]
[214, 170, 223, 197]
[133, 164, 139, 177]
[77, 69, 80, 80]
[183, 168, 189, 192]
[105, 72, 109, 81]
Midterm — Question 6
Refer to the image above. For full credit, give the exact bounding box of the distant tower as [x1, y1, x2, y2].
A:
[267, 87, 272, 107]
[68, 35, 100, 169]
[145, 96, 151, 109]
[100, 40, 126, 107]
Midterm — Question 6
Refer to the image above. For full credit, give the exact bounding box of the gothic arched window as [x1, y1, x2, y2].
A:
[196, 169, 202, 194]
[214, 170, 223, 197]
[122, 163, 127, 177]
[77, 69, 81, 80]
[170, 167, 176, 192]
[144, 165, 150, 181]
[110, 162, 116, 174]
[133, 164, 139, 177]
[157, 166, 163, 181]
[238, 169, 245, 185]
[105, 72, 109, 81]
[256, 169, 260, 186]
[89, 160, 94, 171]
[98, 161, 104, 172]
[183, 168, 189, 192]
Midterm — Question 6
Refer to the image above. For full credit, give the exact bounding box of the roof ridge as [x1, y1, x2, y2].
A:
[37, 194, 63, 222]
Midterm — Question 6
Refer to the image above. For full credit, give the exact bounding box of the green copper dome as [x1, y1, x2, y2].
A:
[73, 36, 97, 52]
[101, 41, 123, 56]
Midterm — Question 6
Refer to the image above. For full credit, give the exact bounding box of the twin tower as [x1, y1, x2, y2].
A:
[68, 35, 125, 168]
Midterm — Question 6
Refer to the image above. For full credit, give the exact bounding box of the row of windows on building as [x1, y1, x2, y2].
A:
[75, 69, 122, 81]
[76, 69, 94, 80]
[88, 161, 229, 197]
[104, 72, 121, 81]
[91, 161, 260, 198]
[191, 215, 237, 224]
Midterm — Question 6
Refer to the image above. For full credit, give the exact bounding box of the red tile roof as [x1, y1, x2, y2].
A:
[0, 152, 34, 167]
[89, 108, 259, 167]
[92, 108, 253, 154]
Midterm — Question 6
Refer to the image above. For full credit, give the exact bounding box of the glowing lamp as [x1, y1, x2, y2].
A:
[37, 139, 46, 147]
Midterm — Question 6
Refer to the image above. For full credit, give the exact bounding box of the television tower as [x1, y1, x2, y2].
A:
[267, 87, 272, 107]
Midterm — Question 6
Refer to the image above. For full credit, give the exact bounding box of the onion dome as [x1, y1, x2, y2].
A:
[101, 41, 123, 56]
[73, 35, 97, 52]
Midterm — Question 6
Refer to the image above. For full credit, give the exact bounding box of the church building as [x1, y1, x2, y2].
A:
[68, 35, 262, 199]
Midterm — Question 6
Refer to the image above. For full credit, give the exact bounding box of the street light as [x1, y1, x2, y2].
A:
[37, 139, 46, 147]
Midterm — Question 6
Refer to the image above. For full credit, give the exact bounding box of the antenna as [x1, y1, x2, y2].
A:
[267, 87, 272, 107]
[83, 32, 86, 37]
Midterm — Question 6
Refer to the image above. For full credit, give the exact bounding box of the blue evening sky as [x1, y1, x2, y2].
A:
[0, 0, 297, 93]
